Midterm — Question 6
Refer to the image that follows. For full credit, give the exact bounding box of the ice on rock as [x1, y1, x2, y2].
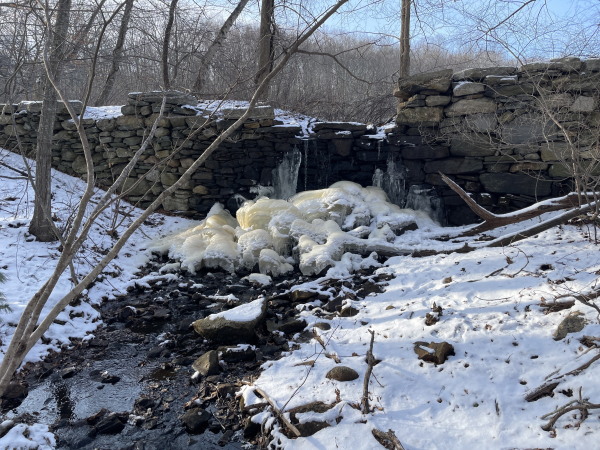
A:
[258, 249, 293, 277]
[237, 229, 273, 269]
[151, 180, 441, 276]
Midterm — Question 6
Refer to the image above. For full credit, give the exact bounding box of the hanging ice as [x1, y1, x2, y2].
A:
[405, 184, 446, 226]
[374, 153, 407, 207]
[272, 146, 302, 200]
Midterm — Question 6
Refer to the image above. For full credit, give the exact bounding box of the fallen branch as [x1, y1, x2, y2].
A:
[541, 387, 600, 431]
[0, 161, 29, 177]
[362, 329, 375, 414]
[254, 387, 301, 437]
[440, 172, 586, 235]
[372, 428, 406, 450]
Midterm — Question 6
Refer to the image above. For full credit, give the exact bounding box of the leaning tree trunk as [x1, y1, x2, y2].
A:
[161, 0, 179, 90]
[94, 0, 134, 106]
[399, 0, 411, 78]
[255, 0, 274, 99]
[29, 0, 72, 242]
[192, 0, 250, 95]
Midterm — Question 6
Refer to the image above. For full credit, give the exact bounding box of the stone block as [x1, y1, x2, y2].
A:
[509, 162, 548, 173]
[485, 83, 535, 97]
[453, 66, 516, 81]
[116, 115, 144, 130]
[396, 106, 444, 127]
[582, 58, 600, 73]
[128, 90, 197, 106]
[423, 158, 483, 174]
[402, 145, 449, 159]
[162, 196, 189, 211]
[426, 95, 451, 107]
[570, 96, 596, 112]
[450, 135, 498, 157]
[453, 82, 485, 97]
[394, 69, 453, 99]
[480, 172, 552, 196]
[445, 98, 496, 117]
[501, 113, 557, 144]
[223, 105, 274, 120]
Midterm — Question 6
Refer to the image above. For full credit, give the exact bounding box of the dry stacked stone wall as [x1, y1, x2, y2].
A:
[391, 56, 600, 224]
[0, 57, 598, 226]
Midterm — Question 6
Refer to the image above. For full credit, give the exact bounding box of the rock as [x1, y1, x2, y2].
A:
[396, 106, 444, 127]
[193, 297, 268, 344]
[273, 318, 307, 334]
[425, 95, 451, 107]
[116, 114, 144, 130]
[445, 98, 496, 117]
[509, 162, 548, 173]
[450, 135, 498, 157]
[570, 96, 596, 112]
[95, 415, 125, 435]
[290, 289, 316, 302]
[192, 350, 219, 376]
[313, 122, 367, 132]
[463, 113, 498, 133]
[582, 58, 600, 72]
[122, 177, 151, 197]
[223, 106, 274, 120]
[162, 196, 189, 211]
[128, 90, 197, 106]
[453, 66, 516, 81]
[423, 158, 483, 175]
[1, 383, 27, 400]
[553, 311, 586, 341]
[329, 139, 353, 156]
[71, 155, 87, 174]
[146, 346, 163, 358]
[480, 173, 552, 196]
[402, 145, 448, 160]
[61, 366, 77, 379]
[486, 83, 535, 97]
[340, 306, 359, 317]
[313, 322, 331, 331]
[394, 69, 453, 99]
[414, 341, 455, 365]
[453, 82, 485, 97]
[326, 366, 359, 382]
[243, 418, 261, 438]
[218, 346, 256, 362]
[0, 420, 14, 439]
[180, 407, 211, 432]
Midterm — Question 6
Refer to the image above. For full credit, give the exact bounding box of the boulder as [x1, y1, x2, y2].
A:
[553, 312, 586, 340]
[122, 177, 150, 196]
[72, 155, 87, 174]
[95, 415, 125, 435]
[218, 346, 256, 363]
[414, 341, 455, 365]
[326, 366, 359, 382]
[193, 297, 268, 344]
[394, 69, 453, 99]
[479, 173, 552, 196]
[192, 350, 219, 376]
[396, 106, 444, 127]
[445, 98, 496, 117]
[453, 66, 517, 81]
[423, 158, 483, 175]
[287, 402, 337, 437]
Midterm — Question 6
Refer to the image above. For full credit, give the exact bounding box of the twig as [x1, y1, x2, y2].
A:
[362, 329, 375, 414]
[372, 428, 406, 450]
[254, 387, 301, 437]
[541, 387, 600, 431]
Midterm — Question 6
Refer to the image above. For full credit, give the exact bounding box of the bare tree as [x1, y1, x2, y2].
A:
[162, 0, 179, 90]
[399, 0, 410, 78]
[192, 0, 250, 95]
[95, 0, 134, 106]
[255, 0, 275, 98]
[29, 0, 72, 242]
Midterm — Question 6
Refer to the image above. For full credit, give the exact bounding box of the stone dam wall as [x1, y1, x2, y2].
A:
[0, 57, 598, 226]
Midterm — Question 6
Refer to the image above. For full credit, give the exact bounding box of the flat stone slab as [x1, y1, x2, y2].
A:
[127, 90, 197, 106]
[222, 105, 274, 120]
[312, 122, 367, 132]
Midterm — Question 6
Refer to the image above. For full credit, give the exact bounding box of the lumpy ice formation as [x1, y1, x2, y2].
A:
[150, 181, 439, 276]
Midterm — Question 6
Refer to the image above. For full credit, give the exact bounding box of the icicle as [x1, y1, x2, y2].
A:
[372, 168, 384, 188]
[303, 140, 309, 192]
[373, 152, 407, 207]
[272, 146, 302, 200]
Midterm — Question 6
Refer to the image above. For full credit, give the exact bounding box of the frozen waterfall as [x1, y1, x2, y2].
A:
[272, 146, 302, 200]
[372, 153, 407, 208]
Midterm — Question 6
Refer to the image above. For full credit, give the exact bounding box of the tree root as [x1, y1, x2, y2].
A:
[372, 428, 406, 450]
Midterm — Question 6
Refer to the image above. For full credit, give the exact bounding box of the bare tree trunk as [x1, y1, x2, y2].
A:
[399, 0, 411, 78]
[255, 0, 274, 99]
[29, 0, 71, 242]
[162, 0, 179, 90]
[95, 0, 134, 106]
[192, 0, 250, 95]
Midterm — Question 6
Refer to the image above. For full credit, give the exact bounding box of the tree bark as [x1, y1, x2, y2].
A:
[95, 0, 134, 106]
[162, 0, 179, 90]
[192, 0, 250, 95]
[399, 0, 411, 78]
[255, 0, 274, 99]
[29, 0, 71, 242]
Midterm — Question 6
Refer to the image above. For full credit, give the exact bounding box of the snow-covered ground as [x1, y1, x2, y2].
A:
[0, 149, 195, 364]
[247, 219, 600, 449]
